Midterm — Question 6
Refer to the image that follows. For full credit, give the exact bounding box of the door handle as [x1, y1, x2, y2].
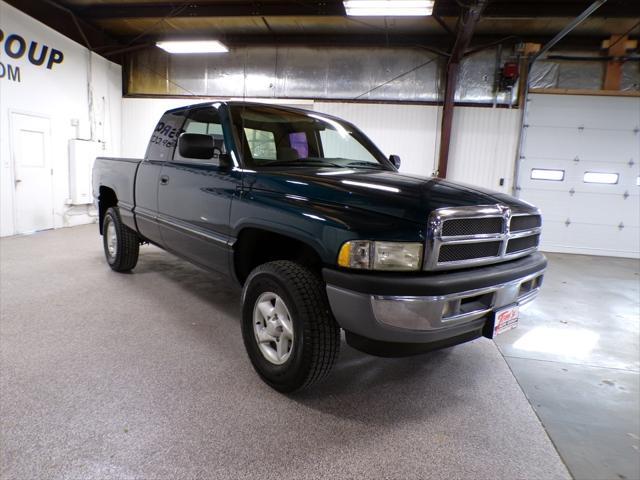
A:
[15, 179, 22, 185]
[160, 175, 169, 185]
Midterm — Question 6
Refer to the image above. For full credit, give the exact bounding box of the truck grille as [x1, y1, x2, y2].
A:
[425, 205, 542, 271]
[506, 234, 540, 254]
[438, 241, 502, 262]
[441, 217, 503, 236]
[510, 214, 541, 232]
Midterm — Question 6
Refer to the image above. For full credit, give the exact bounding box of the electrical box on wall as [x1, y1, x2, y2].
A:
[68, 139, 98, 205]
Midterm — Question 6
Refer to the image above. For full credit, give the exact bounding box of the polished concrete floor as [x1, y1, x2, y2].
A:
[0, 225, 636, 479]
[495, 253, 640, 480]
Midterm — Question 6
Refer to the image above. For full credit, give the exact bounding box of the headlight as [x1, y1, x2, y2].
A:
[338, 241, 423, 271]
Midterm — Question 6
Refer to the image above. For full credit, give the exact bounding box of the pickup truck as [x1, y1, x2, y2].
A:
[93, 101, 546, 392]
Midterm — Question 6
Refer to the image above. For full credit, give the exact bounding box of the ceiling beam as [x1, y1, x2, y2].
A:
[78, 2, 346, 20]
[434, 0, 635, 18]
[111, 33, 613, 51]
[5, 0, 123, 52]
[532, 0, 608, 62]
[76, 0, 638, 20]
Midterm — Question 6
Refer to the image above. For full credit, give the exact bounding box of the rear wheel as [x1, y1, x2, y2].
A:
[102, 207, 139, 272]
[241, 260, 340, 392]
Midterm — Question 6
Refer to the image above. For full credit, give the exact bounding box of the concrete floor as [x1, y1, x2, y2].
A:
[0, 225, 634, 479]
[495, 253, 640, 480]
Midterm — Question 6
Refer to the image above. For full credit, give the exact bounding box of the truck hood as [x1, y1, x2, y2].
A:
[244, 168, 535, 224]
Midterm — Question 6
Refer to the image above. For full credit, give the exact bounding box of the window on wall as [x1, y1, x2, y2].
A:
[530, 169, 565, 181]
[583, 172, 619, 184]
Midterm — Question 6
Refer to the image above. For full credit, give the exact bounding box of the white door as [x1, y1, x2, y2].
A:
[10, 113, 54, 234]
[517, 94, 640, 258]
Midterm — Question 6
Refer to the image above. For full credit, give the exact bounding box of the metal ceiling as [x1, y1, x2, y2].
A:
[5, 0, 639, 62]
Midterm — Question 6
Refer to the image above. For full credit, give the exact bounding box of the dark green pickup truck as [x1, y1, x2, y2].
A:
[92, 101, 546, 392]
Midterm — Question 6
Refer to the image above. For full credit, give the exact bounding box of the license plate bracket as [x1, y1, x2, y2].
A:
[483, 304, 519, 339]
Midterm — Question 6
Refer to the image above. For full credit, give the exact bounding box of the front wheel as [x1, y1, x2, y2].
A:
[241, 261, 340, 392]
[102, 207, 139, 272]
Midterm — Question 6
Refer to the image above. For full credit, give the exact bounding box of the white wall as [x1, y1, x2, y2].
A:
[121, 98, 214, 158]
[447, 106, 521, 194]
[122, 98, 442, 177]
[0, 1, 122, 237]
[314, 102, 441, 177]
[121, 98, 520, 190]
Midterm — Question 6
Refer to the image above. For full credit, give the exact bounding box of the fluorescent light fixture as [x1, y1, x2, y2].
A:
[530, 168, 564, 181]
[344, 0, 434, 16]
[156, 40, 228, 54]
[583, 172, 619, 184]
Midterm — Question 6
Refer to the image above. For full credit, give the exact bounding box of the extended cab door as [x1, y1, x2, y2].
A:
[135, 110, 187, 246]
[157, 105, 241, 274]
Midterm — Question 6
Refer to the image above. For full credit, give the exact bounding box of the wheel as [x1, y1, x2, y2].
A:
[102, 207, 139, 272]
[241, 260, 341, 392]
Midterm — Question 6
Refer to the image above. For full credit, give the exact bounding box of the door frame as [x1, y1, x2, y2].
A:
[8, 109, 55, 235]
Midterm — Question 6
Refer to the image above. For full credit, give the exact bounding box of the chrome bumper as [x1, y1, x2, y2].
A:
[369, 271, 543, 331]
[326, 270, 544, 343]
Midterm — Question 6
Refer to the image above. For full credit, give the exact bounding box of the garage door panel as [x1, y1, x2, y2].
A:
[567, 193, 640, 228]
[570, 160, 638, 195]
[518, 190, 569, 222]
[519, 157, 574, 192]
[527, 95, 640, 130]
[519, 94, 639, 259]
[540, 221, 640, 257]
[523, 127, 638, 162]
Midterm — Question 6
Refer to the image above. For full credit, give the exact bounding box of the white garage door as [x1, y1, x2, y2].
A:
[517, 94, 640, 258]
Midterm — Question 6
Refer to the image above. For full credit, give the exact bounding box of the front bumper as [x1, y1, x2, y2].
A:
[323, 252, 547, 348]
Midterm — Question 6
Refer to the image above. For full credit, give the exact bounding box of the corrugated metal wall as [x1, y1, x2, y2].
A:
[447, 106, 521, 193]
[125, 46, 521, 105]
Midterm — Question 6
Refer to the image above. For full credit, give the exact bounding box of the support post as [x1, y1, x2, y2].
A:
[436, 0, 487, 178]
[603, 35, 627, 90]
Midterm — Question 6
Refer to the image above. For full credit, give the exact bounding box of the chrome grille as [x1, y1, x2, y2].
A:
[438, 241, 502, 262]
[510, 214, 541, 232]
[441, 217, 503, 236]
[506, 234, 540, 254]
[425, 204, 542, 271]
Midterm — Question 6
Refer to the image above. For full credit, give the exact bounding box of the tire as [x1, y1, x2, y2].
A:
[102, 207, 139, 272]
[241, 260, 340, 393]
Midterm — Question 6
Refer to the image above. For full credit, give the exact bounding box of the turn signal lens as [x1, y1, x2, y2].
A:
[337, 241, 423, 271]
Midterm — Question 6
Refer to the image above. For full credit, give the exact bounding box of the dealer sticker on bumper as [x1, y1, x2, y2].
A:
[493, 304, 519, 337]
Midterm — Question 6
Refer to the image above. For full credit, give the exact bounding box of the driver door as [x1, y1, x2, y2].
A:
[157, 105, 241, 274]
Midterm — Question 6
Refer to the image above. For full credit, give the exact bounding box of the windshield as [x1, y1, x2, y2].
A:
[229, 105, 390, 170]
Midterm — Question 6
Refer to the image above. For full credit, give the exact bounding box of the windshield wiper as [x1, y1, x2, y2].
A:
[345, 161, 386, 170]
[261, 159, 344, 168]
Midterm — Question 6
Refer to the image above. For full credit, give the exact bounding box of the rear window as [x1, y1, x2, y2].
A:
[146, 112, 186, 161]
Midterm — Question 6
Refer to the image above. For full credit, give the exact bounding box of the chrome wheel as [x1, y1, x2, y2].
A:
[106, 218, 117, 260]
[253, 292, 294, 365]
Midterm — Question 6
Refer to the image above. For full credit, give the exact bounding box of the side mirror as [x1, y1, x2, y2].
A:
[178, 133, 214, 159]
[389, 154, 401, 169]
[218, 152, 233, 171]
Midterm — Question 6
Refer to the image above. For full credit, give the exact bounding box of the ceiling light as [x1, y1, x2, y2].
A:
[156, 40, 228, 54]
[343, 0, 434, 16]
